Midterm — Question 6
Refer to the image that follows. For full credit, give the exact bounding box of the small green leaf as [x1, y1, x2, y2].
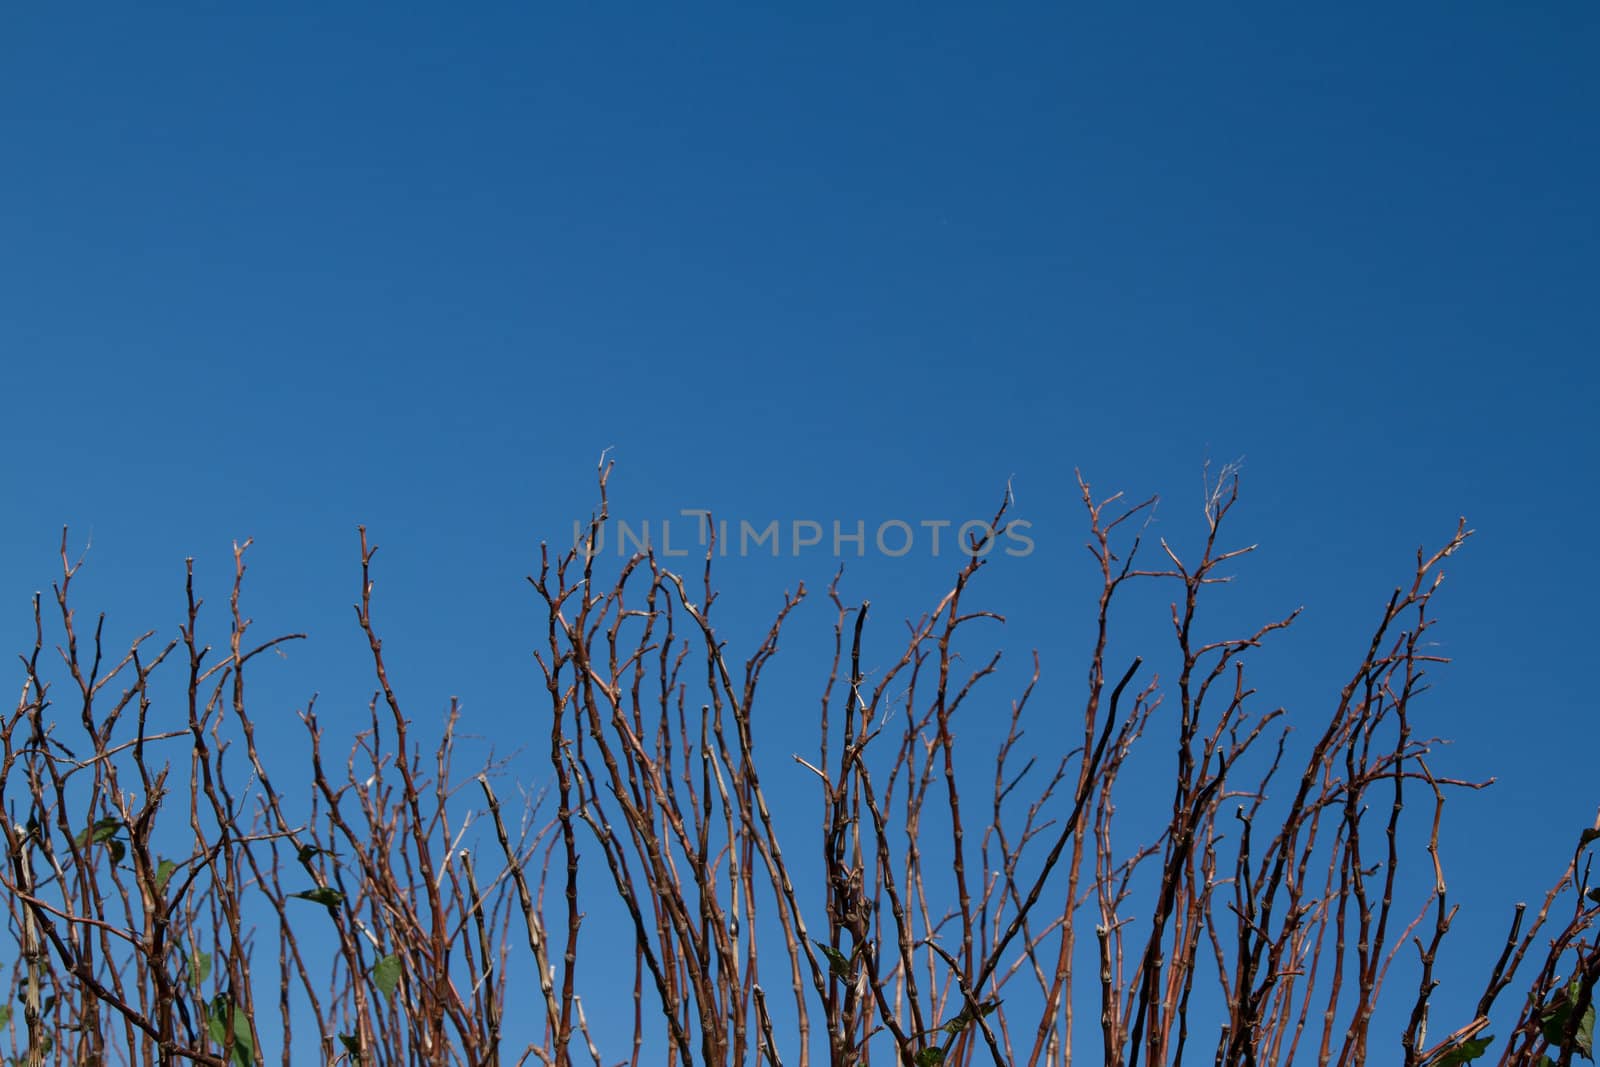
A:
[75, 816, 122, 848]
[1434, 1034, 1494, 1066]
[1538, 980, 1595, 1056]
[1543, 1001, 1571, 1048]
[206, 995, 226, 1036]
[1559, 987, 1595, 1059]
[206, 996, 255, 1067]
[155, 858, 178, 895]
[339, 1032, 362, 1063]
[913, 1049, 946, 1066]
[291, 886, 345, 910]
[0, 1003, 10, 1027]
[108, 838, 126, 865]
[291, 886, 344, 906]
[188, 948, 212, 985]
[370, 954, 400, 1000]
[942, 998, 1000, 1034]
[812, 940, 851, 978]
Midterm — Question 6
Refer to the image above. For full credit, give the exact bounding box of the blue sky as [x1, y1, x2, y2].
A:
[1, 3, 1596, 1060]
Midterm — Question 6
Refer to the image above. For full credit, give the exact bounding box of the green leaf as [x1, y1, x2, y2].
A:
[205, 994, 227, 1034]
[942, 999, 1001, 1034]
[812, 940, 851, 978]
[291, 886, 344, 906]
[206, 996, 255, 1067]
[1567, 978, 1596, 1059]
[108, 838, 126, 865]
[0, 1004, 10, 1028]
[75, 816, 122, 848]
[1538, 979, 1595, 1057]
[188, 948, 212, 985]
[290, 886, 345, 913]
[1434, 1035, 1494, 1066]
[370, 954, 400, 1000]
[155, 858, 178, 895]
[1543, 1000, 1572, 1049]
[338, 1032, 362, 1063]
[913, 1049, 946, 1066]
[1560, 1001, 1596, 1060]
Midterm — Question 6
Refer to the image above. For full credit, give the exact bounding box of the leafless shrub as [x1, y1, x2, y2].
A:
[1, 465, 1593, 1066]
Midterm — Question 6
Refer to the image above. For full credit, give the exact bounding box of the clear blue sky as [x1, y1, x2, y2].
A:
[1, 4, 1595, 1059]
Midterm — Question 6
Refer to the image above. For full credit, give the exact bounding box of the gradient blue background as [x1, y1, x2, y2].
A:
[1, 4, 1595, 1060]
